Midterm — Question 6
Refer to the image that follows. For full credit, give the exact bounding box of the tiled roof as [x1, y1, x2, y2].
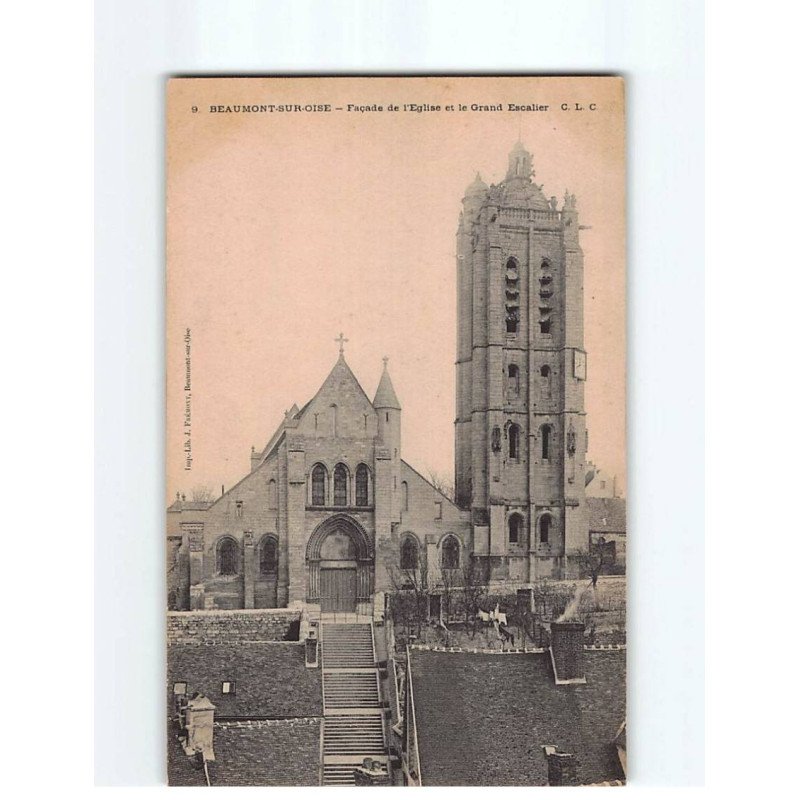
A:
[167, 719, 321, 786]
[587, 497, 627, 534]
[168, 642, 322, 718]
[167, 500, 214, 512]
[409, 648, 625, 786]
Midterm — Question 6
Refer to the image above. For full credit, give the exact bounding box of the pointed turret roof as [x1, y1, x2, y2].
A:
[464, 171, 488, 197]
[373, 357, 401, 410]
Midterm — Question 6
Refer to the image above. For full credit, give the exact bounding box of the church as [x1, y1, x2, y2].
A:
[167, 140, 590, 613]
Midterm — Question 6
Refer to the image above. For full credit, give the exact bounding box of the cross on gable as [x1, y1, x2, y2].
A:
[334, 332, 349, 355]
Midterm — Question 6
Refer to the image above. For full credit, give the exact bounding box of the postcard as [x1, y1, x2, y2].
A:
[166, 76, 626, 786]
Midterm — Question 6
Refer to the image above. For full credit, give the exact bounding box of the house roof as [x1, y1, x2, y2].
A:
[409, 648, 626, 786]
[167, 718, 321, 786]
[587, 497, 627, 534]
[168, 642, 322, 718]
[167, 499, 214, 512]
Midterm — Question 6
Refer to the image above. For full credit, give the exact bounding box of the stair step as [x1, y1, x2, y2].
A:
[321, 623, 387, 785]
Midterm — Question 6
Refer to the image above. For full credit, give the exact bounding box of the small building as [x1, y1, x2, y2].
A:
[587, 497, 627, 571]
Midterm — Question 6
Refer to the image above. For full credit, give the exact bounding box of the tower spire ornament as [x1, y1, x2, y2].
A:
[334, 332, 349, 356]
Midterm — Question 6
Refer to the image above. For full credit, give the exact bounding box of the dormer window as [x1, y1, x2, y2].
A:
[221, 681, 236, 695]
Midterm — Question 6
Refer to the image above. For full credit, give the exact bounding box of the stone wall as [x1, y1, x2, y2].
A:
[167, 609, 302, 645]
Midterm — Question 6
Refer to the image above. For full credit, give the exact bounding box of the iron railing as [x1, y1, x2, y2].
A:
[311, 596, 375, 624]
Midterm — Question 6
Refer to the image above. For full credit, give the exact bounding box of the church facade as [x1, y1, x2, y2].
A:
[167, 142, 590, 612]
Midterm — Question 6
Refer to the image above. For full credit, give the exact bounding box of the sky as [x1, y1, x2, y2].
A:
[166, 77, 626, 502]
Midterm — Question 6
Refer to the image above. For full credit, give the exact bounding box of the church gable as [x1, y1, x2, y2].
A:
[294, 356, 378, 440]
[203, 458, 279, 533]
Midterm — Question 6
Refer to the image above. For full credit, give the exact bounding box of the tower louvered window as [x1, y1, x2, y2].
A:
[505, 258, 520, 334]
[539, 259, 553, 334]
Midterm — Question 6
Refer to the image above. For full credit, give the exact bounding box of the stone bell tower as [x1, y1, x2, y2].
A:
[454, 141, 588, 581]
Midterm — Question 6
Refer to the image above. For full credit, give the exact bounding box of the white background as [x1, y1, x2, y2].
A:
[7, 0, 798, 795]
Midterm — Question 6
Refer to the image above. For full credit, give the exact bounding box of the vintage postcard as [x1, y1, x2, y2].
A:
[166, 75, 626, 786]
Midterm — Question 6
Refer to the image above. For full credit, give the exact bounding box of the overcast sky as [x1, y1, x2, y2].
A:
[166, 77, 626, 502]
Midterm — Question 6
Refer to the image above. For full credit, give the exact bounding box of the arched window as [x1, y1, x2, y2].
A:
[311, 464, 326, 506]
[333, 463, 348, 506]
[400, 535, 419, 570]
[267, 479, 277, 509]
[540, 364, 550, 378]
[508, 363, 520, 395]
[540, 425, 551, 460]
[217, 538, 239, 576]
[259, 536, 278, 576]
[441, 536, 460, 570]
[330, 404, 338, 437]
[401, 480, 409, 511]
[355, 464, 370, 506]
[508, 423, 521, 460]
[539, 514, 552, 545]
[509, 513, 524, 544]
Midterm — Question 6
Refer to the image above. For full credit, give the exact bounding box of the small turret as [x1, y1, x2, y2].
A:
[373, 357, 401, 412]
[462, 172, 488, 221]
[374, 357, 402, 518]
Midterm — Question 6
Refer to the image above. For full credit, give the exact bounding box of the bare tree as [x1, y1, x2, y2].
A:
[461, 555, 491, 638]
[439, 564, 461, 624]
[574, 546, 608, 590]
[191, 484, 216, 503]
[389, 557, 430, 640]
[424, 469, 455, 503]
[533, 579, 556, 618]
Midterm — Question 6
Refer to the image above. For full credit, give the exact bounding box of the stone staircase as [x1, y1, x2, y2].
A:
[321, 623, 390, 786]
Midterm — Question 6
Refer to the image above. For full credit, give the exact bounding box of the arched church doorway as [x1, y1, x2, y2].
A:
[319, 530, 358, 612]
[306, 515, 373, 613]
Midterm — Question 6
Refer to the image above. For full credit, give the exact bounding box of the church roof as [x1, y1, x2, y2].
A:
[257, 353, 374, 463]
[373, 361, 401, 409]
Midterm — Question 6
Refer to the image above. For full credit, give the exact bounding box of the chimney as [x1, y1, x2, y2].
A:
[542, 745, 580, 786]
[305, 625, 319, 668]
[550, 621, 586, 684]
[184, 692, 216, 762]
